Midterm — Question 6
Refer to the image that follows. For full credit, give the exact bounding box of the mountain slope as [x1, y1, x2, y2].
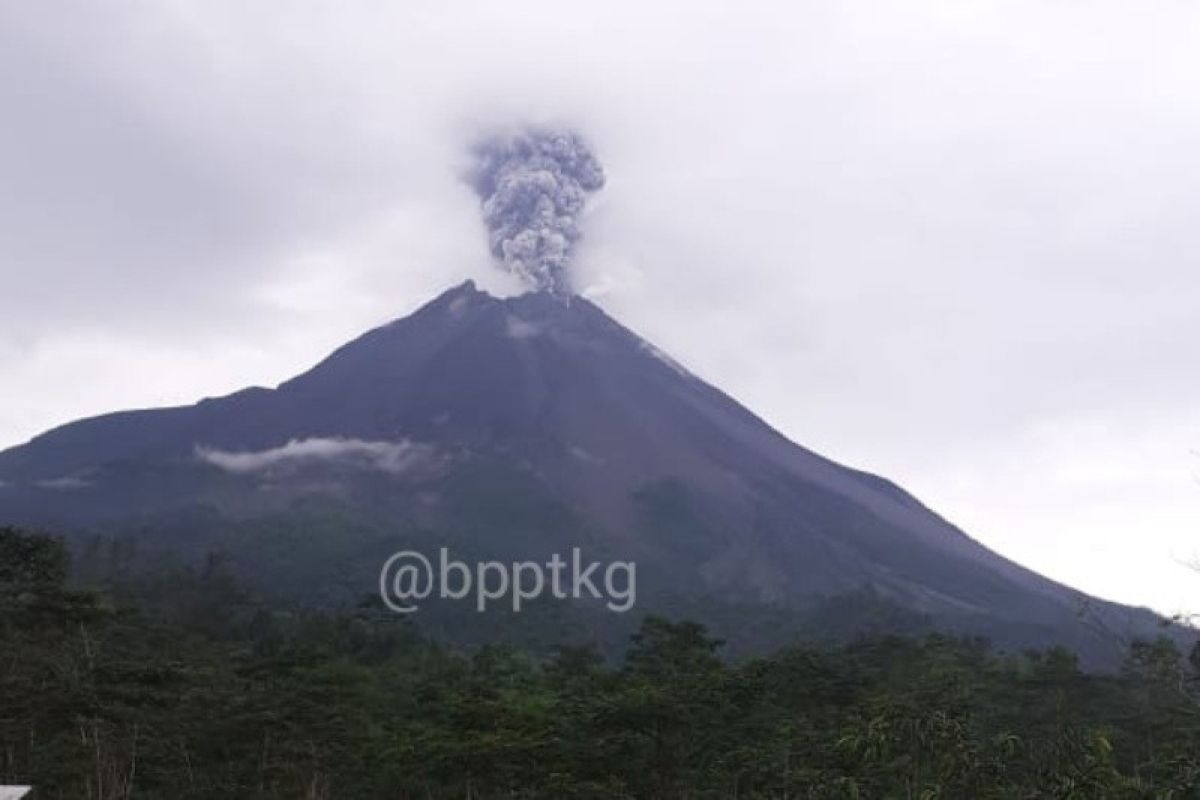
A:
[0, 281, 1165, 663]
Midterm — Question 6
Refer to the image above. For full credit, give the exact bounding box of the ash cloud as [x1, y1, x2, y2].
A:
[466, 127, 605, 296]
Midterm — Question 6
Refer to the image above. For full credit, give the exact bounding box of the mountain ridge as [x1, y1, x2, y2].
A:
[0, 280, 1170, 665]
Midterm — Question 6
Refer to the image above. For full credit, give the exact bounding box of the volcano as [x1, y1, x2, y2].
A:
[0, 281, 1165, 664]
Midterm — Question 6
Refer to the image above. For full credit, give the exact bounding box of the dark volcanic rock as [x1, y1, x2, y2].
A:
[0, 281, 1168, 664]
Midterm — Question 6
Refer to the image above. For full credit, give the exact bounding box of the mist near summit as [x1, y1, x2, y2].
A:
[2, 1, 1200, 614]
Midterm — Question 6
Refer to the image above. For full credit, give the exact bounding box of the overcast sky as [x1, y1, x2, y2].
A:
[2, 1, 1198, 614]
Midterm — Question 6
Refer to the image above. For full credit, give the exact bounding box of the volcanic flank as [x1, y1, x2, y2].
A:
[0, 126, 1173, 665]
[0, 280, 1168, 666]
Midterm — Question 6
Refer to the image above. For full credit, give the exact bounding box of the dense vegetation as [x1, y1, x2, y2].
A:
[3, 526, 1200, 798]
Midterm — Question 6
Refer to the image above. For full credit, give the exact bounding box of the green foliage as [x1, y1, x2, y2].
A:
[3, 528, 1200, 798]
[0, 525, 69, 585]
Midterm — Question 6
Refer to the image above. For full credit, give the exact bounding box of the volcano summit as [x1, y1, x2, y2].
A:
[0, 281, 1165, 664]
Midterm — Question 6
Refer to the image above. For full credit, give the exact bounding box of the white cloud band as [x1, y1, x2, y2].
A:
[195, 437, 434, 475]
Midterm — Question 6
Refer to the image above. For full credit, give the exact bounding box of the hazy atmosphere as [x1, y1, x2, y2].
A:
[3, 0, 1199, 615]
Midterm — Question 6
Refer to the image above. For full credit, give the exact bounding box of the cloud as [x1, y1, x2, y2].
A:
[504, 316, 541, 340]
[466, 127, 605, 294]
[195, 438, 435, 476]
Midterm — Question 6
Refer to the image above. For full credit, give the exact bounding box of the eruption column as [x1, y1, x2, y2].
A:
[466, 128, 605, 296]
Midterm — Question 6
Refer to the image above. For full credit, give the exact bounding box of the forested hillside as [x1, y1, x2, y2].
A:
[3, 527, 1200, 798]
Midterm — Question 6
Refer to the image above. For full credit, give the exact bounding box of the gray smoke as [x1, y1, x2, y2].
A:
[466, 127, 605, 296]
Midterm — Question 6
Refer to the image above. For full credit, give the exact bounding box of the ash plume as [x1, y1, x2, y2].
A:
[466, 127, 605, 296]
